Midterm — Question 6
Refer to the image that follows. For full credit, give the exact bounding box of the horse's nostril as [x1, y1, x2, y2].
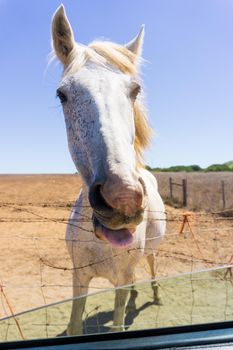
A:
[89, 184, 113, 212]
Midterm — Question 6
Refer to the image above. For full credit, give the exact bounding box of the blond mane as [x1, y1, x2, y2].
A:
[64, 41, 152, 167]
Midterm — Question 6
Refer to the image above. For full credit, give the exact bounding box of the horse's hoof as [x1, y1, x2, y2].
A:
[153, 298, 163, 306]
[109, 326, 125, 333]
[56, 329, 68, 337]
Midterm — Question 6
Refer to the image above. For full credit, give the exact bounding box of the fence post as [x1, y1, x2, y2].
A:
[169, 177, 173, 201]
[182, 179, 187, 207]
[221, 180, 226, 210]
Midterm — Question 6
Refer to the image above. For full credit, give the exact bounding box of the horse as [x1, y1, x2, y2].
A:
[51, 5, 166, 335]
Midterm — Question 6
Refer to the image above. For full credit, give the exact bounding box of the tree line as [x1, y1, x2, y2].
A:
[146, 161, 233, 172]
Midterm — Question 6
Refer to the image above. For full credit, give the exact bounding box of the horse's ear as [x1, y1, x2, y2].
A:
[51, 5, 75, 66]
[125, 25, 145, 58]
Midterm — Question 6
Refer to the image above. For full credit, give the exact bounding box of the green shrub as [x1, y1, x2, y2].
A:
[205, 164, 231, 172]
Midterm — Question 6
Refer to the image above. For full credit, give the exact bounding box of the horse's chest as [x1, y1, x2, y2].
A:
[89, 244, 143, 282]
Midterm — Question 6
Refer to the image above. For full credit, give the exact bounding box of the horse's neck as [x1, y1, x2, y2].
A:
[80, 181, 90, 205]
[68, 181, 94, 240]
[79, 181, 94, 222]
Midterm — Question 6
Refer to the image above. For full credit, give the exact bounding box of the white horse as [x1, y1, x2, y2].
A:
[51, 5, 166, 335]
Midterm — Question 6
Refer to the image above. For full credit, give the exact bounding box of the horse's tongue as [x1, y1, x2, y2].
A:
[102, 226, 134, 249]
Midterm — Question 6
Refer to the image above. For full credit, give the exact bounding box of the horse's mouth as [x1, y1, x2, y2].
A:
[92, 215, 136, 249]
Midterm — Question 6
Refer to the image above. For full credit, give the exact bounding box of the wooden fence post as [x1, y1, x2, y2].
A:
[221, 180, 226, 210]
[169, 177, 173, 201]
[182, 179, 187, 207]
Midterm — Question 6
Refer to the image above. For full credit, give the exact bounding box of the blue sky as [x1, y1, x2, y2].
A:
[0, 0, 232, 173]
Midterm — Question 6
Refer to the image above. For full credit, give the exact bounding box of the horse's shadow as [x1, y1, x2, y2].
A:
[83, 300, 155, 334]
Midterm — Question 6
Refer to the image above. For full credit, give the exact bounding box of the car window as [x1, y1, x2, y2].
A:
[0, 266, 232, 342]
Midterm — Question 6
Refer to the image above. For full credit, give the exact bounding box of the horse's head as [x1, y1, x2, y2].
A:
[52, 5, 151, 248]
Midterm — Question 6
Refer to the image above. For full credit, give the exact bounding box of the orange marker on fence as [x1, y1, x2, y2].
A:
[179, 212, 205, 260]
[179, 212, 192, 234]
[0, 285, 25, 340]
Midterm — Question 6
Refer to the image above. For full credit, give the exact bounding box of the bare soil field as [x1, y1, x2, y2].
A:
[0, 174, 232, 322]
[155, 172, 233, 211]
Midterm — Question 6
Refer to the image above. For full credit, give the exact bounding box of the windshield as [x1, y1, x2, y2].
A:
[1, 0, 233, 346]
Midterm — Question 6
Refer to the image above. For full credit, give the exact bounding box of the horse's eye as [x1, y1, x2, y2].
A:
[130, 81, 141, 101]
[56, 89, 67, 104]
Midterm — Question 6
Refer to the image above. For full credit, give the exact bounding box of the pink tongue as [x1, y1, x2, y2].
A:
[102, 226, 134, 248]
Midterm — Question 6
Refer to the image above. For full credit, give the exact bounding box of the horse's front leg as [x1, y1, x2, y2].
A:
[111, 288, 130, 332]
[126, 286, 138, 313]
[67, 270, 91, 336]
[147, 253, 162, 305]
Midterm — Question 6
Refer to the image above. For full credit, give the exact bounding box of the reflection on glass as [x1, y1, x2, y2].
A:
[0, 266, 233, 342]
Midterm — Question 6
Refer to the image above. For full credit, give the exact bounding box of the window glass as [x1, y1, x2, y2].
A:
[0, 266, 232, 342]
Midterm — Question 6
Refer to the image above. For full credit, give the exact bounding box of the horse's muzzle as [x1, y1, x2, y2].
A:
[89, 184, 144, 230]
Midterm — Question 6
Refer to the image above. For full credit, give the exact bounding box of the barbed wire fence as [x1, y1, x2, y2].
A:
[155, 173, 233, 211]
[0, 200, 233, 340]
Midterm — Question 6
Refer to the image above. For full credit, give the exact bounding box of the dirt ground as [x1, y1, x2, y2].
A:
[0, 174, 232, 325]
